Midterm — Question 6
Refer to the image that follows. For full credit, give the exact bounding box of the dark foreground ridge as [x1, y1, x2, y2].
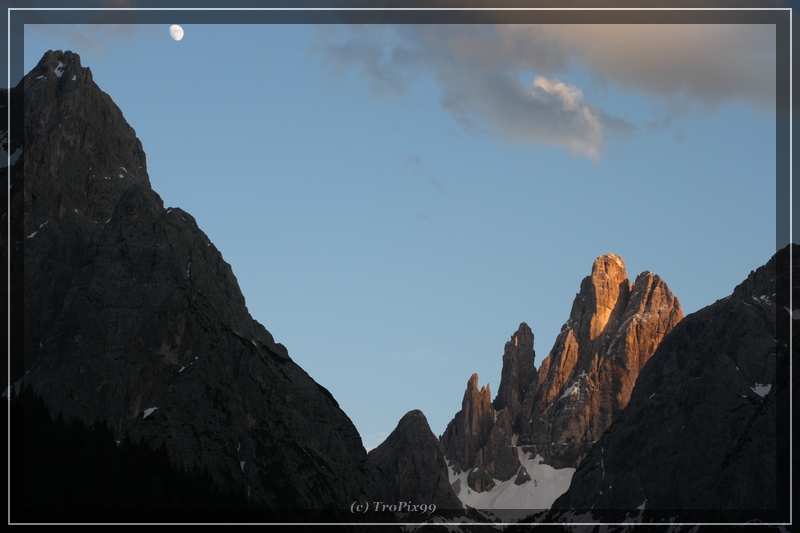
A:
[6, 50, 391, 519]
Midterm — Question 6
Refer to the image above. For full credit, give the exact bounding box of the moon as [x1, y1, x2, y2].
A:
[169, 25, 184, 41]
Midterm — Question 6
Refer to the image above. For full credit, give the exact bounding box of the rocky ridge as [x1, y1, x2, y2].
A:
[439, 253, 683, 504]
[550, 245, 792, 522]
[8, 50, 389, 510]
[518, 254, 683, 468]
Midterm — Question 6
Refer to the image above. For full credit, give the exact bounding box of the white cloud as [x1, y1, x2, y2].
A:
[316, 23, 775, 160]
[512, 24, 776, 111]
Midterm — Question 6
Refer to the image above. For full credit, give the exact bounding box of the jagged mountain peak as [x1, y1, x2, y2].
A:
[25, 50, 88, 92]
[33, 49, 81, 72]
[510, 321, 534, 347]
[13, 49, 388, 509]
[591, 252, 627, 276]
[368, 409, 462, 509]
[466, 372, 491, 398]
[494, 322, 537, 415]
[520, 255, 682, 468]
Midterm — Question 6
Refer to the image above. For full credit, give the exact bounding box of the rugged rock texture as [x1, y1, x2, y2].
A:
[440, 373, 495, 476]
[10, 50, 389, 509]
[438, 254, 682, 506]
[552, 245, 792, 521]
[441, 323, 537, 487]
[493, 322, 537, 417]
[367, 410, 462, 510]
[2, 55, 25, 399]
[518, 254, 683, 468]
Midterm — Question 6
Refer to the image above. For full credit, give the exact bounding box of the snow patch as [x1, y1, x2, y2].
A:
[447, 450, 574, 511]
[143, 407, 158, 419]
[240, 461, 246, 472]
[784, 307, 800, 320]
[26, 231, 37, 239]
[0, 147, 23, 168]
[178, 366, 186, 373]
[71, 75, 76, 81]
[54, 61, 65, 77]
[559, 381, 580, 400]
[601, 447, 605, 480]
[2, 378, 23, 399]
[751, 383, 771, 397]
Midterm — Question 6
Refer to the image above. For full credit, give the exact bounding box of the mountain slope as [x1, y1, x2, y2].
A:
[7, 50, 389, 511]
[367, 409, 462, 510]
[551, 245, 792, 523]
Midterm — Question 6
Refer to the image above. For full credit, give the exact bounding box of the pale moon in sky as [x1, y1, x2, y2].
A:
[169, 25, 184, 41]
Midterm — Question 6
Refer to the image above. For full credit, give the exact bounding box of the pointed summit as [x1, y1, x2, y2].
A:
[12, 50, 389, 508]
[493, 322, 537, 416]
[586, 253, 632, 343]
[368, 410, 462, 509]
[519, 254, 682, 468]
[440, 374, 494, 475]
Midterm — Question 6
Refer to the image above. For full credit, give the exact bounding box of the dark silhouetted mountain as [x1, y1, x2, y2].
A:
[6, 50, 390, 513]
[367, 409, 462, 510]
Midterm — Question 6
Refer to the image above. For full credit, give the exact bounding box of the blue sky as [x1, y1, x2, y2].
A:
[21, 19, 779, 450]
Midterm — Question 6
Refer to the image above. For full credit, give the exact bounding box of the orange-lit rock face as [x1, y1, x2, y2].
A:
[587, 254, 631, 341]
[520, 254, 683, 468]
[441, 254, 683, 484]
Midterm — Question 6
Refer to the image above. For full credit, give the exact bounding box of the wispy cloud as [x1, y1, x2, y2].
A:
[316, 23, 774, 160]
[405, 154, 447, 194]
[520, 24, 776, 112]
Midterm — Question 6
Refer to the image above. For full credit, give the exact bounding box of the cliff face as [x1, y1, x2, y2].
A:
[9, 50, 388, 508]
[519, 254, 683, 468]
[552, 246, 791, 518]
[493, 322, 537, 416]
